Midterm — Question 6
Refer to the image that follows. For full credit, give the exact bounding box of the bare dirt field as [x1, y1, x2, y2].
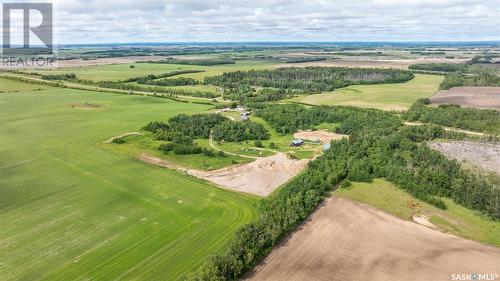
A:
[429, 141, 500, 174]
[247, 197, 500, 281]
[430, 87, 500, 110]
[293, 130, 348, 144]
[55, 56, 166, 68]
[276, 58, 466, 69]
[139, 153, 309, 196]
[191, 153, 309, 196]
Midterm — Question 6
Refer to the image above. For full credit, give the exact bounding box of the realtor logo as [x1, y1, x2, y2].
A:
[1, 1, 56, 68]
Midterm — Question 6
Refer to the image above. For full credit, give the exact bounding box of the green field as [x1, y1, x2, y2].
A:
[102, 134, 254, 171]
[336, 179, 500, 246]
[37, 61, 276, 82]
[0, 80, 258, 280]
[296, 74, 443, 111]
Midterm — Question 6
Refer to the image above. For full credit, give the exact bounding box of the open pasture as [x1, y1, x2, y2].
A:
[296, 74, 443, 111]
[0, 80, 257, 280]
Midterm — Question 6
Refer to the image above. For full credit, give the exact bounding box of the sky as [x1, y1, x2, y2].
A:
[2, 0, 500, 44]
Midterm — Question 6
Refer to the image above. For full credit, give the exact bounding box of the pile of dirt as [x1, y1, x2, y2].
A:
[191, 153, 309, 196]
[293, 130, 348, 144]
[105, 132, 142, 143]
[430, 87, 500, 110]
[429, 141, 500, 174]
[247, 197, 500, 281]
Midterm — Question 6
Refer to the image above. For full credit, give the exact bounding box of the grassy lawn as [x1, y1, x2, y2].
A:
[101, 134, 254, 171]
[36, 60, 276, 82]
[336, 179, 500, 247]
[0, 80, 258, 280]
[296, 74, 443, 111]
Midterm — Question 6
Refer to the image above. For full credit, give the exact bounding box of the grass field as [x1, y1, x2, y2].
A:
[102, 134, 254, 170]
[296, 74, 443, 111]
[336, 179, 500, 247]
[36, 60, 276, 82]
[0, 80, 258, 280]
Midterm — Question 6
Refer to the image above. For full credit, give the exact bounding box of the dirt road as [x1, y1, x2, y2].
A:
[247, 197, 500, 281]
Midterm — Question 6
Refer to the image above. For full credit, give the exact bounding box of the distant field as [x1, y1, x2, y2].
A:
[0, 78, 48, 92]
[336, 179, 500, 246]
[36, 60, 276, 82]
[296, 74, 443, 111]
[0, 80, 257, 280]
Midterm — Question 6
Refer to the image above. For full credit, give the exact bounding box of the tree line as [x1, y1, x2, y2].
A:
[186, 103, 499, 281]
[204, 67, 415, 92]
[138, 59, 235, 66]
[403, 99, 500, 135]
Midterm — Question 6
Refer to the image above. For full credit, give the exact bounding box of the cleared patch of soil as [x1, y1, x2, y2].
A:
[429, 141, 500, 174]
[139, 153, 309, 196]
[293, 130, 348, 144]
[247, 197, 500, 281]
[430, 87, 500, 110]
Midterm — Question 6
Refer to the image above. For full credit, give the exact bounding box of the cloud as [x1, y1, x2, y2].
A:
[49, 0, 500, 43]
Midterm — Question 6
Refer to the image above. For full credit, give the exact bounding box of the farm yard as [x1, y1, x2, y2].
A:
[430, 86, 500, 110]
[296, 74, 443, 111]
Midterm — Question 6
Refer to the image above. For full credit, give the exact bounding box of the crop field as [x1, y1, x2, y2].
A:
[296, 74, 443, 111]
[0, 80, 258, 280]
[36, 60, 277, 82]
[247, 196, 500, 281]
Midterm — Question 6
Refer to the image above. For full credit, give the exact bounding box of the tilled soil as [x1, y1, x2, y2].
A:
[246, 197, 500, 281]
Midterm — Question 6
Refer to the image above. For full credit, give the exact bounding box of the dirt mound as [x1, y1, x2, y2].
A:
[430, 87, 500, 110]
[429, 141, 500, 174]
[105, 132, 142, 143]
[247, 197, 500, 281]
[293, 130, 348, 144]
[192, 153, 309, 196]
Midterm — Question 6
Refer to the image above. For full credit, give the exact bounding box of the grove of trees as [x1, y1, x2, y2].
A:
[205, 67, 414, 92]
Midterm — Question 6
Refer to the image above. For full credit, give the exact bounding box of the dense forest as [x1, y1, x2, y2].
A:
[222, 85, 302, 104]
[187, 103, 499, 281]
[205, 67, 414, 92]
[439, 72, 500, 90]
[403, 99, 500, 134]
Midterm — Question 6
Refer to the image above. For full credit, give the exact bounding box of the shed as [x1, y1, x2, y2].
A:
[291, 139, 304, 147]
